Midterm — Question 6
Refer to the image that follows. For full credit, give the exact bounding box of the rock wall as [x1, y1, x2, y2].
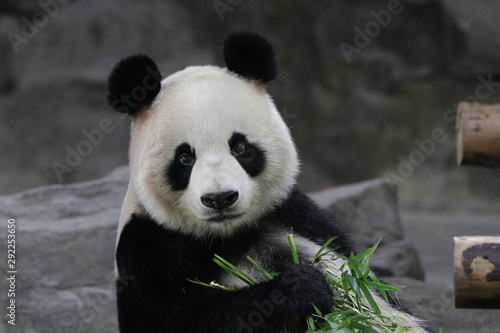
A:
[0, 171, 422, 332]
[1, 0, 499, 210]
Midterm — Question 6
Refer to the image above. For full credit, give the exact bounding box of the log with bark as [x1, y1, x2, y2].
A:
[456, 102, 500, 168]
[454, 236, 500, 308]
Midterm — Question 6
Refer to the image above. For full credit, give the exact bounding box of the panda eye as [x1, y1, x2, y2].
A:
[179, 153, 195, 166]
[231, 142, 246, 156]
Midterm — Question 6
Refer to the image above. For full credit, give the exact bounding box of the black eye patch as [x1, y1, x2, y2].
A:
[228, 132, 266, 177]
[167, 143, 196, 191]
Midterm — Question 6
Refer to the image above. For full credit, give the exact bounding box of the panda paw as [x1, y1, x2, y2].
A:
[279, 264, 334, 316]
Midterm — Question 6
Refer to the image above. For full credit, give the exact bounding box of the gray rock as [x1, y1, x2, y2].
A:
[0, 175, 125, 332]
[309, 178, 425, 280]
[0, 170, 424, 331]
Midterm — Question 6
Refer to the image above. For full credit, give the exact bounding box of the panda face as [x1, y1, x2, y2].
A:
[128, 66, 299, 237]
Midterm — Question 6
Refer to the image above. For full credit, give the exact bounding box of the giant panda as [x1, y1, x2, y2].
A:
[108, 31, 427, 333]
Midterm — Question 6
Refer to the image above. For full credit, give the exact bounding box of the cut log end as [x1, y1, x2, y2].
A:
[454, 236, 500, 309]
[456, 102, 500, 168]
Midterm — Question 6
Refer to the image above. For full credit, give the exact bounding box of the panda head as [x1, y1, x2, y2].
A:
[107, 31, 299, 238]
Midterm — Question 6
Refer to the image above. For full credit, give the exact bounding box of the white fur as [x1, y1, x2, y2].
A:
[117, 181, 137, 243]
[125, 66, 299, 238]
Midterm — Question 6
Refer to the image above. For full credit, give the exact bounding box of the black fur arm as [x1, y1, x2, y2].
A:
[158, 265, 332, 333]
[271, 188, 356, 256]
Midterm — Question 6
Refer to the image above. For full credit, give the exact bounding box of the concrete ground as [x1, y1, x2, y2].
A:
[397, 208, 500, 333]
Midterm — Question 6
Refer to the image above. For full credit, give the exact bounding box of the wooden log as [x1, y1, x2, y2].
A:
[456, 102, 500, 167]
[454, 236, 500, 308]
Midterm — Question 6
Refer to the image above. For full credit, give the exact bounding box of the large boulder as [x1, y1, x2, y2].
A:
[0, 174, 125, 333]
[0, 170, 423, 332]
[310, 178, 424, 280]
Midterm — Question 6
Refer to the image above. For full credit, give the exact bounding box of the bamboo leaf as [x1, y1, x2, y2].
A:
[350, 322, 379, 333]
[213, 255, 257, 286]
[306, 315, 316, 331]
[394, 324, 405, 333]
[246, 256, 274, 280]
[358, 282, 381, 315]
[187, 279, 235, 291]
[312, 304, 323, 316]
[314, 236, 337, 262]
[287, 233, 300, 264]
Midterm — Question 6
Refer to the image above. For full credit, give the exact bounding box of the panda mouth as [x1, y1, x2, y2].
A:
[205, 213, 243, 223]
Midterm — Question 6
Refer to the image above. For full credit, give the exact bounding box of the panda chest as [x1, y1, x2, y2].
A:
[216, 233, 326, 289]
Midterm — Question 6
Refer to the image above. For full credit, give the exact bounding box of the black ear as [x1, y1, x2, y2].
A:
[106, 54, 162, 116]
[223, 31, 279, 83]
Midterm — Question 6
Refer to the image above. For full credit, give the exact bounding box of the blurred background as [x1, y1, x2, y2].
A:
[1, 0, 500, 332]
[1, 0, 500, 211]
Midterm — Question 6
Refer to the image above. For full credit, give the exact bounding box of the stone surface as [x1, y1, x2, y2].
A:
[1, 0, 500, 211]
[385, 276, 500, 333]
[0, 174, 126, 333]
[310, 178, 425, 280]
[0, 170, 424, 332]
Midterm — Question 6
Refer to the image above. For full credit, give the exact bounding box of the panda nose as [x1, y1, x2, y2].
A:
[201, 191, 239, 210]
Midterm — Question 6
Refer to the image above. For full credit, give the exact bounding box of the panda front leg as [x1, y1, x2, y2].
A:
[117, 263, 332, 333]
